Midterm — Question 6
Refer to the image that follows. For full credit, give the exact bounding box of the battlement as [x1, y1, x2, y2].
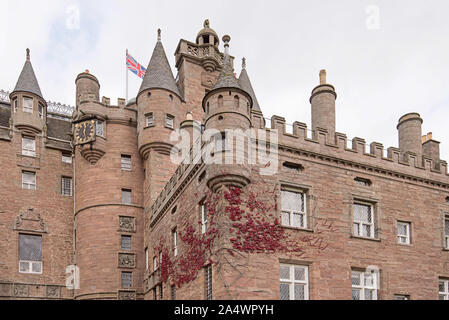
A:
[263, 114, 448, 181]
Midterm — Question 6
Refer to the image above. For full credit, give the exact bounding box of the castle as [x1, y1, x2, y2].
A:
[0, 20, 448, 300]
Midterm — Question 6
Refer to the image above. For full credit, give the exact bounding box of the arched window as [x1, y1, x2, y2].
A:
[218, 95, 223, 108]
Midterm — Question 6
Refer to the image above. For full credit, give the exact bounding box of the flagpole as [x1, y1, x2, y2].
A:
[126, 49, 129, 103]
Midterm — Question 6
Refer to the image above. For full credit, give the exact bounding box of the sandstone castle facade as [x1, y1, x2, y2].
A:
[0, 20, 449, 300]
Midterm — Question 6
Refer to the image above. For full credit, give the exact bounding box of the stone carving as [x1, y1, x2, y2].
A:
[14, 208, 48, 233]
[13, 284, 29, 297]
[118, 290, 136, 300]
[0, 283, 12, 297]
[187, 45, 198, 56]
[203, 47, 210, 57]
[119, 253, 135, 268]
[119, 216, 135, 232]
[46, 286, 61, 298]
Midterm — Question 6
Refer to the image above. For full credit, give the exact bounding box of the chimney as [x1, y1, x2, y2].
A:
[422, 132, 441, 169]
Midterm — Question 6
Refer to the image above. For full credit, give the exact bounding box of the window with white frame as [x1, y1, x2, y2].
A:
[439, 279, 449, 300]
[121, 155, 132, 171]
[13, 99, 18, 113]
[22, 137, 36, 157]
[96, 120, 104, 137]
[205, 265, 213, 300]
[145, 248, 149, 271]
[165, 114, 174, 129]
[62, 153, 72, 164]
[353, 202, 375, 238]
[122, 189, 132, 205]
[352, 269, 378, 300]
[23, 97, 33, 113]
[19, 234, 42, 274]
[397, 221, 411, 245]
[280, 264, 309, 300]
[281, 189, 307, 229]
[22, 171, 36, 190]
[172, 229, 178, 257]
[201, 203, 208, 234]
[445, 216, 449, 249]
[38, 103, 44, 119]
[121, 272, 132, 288]
[146, 113, 154, 127]
[61, 177, 73, 196]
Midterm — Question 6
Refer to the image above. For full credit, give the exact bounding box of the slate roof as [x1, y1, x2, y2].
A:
[238, 64, 261, 112]
[139, 41, 182, 99]
[213, 53, 241, 91]
[13, 59, 44, 99]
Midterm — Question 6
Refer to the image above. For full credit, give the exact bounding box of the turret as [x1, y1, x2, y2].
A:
[10, 49, 47, 135]
[75, 70, 100, 107]
[397, 113, 423, 165]
[196, 19, 220, 47]
[310, 70, 337, 143]
[202, 35, 252, 192]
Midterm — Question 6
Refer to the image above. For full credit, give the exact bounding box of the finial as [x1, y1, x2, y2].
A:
[186, 112, 193, 121]
[242, 57, 246, 70]
[320, 69, 327, 85]
[204, 19, 210, 28]
[157, 29, 162, 41]
[222, 35, 231, 54]
[26, 48, 30, 61]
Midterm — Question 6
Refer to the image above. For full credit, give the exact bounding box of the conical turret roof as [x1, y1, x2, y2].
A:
[213, 53, 241, 91]
[12, 49, 43, 99]
[238, 58, 261, 111]
[139, 31, 182, 99]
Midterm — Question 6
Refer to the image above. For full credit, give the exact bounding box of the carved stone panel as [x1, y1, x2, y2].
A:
[14, 208, 48, 233]
[46, 286, 61, 299]
[201, 72, 217, 89]
[13, 284, 29, 297]
[118, 290, 136, 300]
[119, 216, 135, 233]
[118, 253, 135, 268]
[0, 283, 12, 297]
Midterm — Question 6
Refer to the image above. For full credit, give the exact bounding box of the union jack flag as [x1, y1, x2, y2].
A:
[126, 51, 146, 79]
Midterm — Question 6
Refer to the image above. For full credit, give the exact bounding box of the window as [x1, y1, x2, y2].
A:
[61, 177, 73, 196]
[234, 96, 239, 108]
[172, 229, 178, 257]
[280, 264, 309, 300]
[201, 203, 208, 234]
[281, 190, 307, 229]
[96, 120, 104, 137]
[121, 235, 132, 251]
[394, 294, 410, 300]
[165, 114, 174, 129]
[146, 113, 154, 127]
[38, 103, 44, 119]
[159, 285, 163, 299]
[214, 132, 226, 152]
[355, 177, 371, 187]
[13, 99, 18, 113]
[153, 256, 158, 272]
[439, 279, 449, 300]
[22, 171, 36, 190]
[353, 202, 375, 238]
[397, 222, 411, 245]
[121, 155, 132, 171]
[122, 189, 132, 205]
[121, 272, 132, 288]
[23, 97, 33, 113]
[445, 216, 449, 249]
[218, 95, 223, 108]
[62, 153, 72, 164]
[19, 234, 42, 274]
[22, 137, 36, 157]
[352, 270, 378, 300]
[145, 248, 149, 271]
[205, 265, 212, 300]
[171, 285, 176, 300]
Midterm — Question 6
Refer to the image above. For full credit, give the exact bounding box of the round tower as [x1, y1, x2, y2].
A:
[10, 49, 47, 135]
[74, 70, 144, 300]
[397, 112, 423, 162]
[310, 69, 337, 143]
[137, 29, 185, 207]
[202, 35, 252, 192]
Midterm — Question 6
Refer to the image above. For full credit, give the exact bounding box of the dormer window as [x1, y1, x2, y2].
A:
[23, 97, 33, 113]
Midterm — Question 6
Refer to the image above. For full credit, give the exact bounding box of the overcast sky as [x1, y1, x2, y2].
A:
[1, 0, 449, 160]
